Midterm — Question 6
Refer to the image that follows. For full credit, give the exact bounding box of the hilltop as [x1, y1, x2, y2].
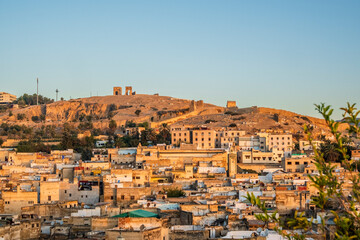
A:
[0, 94, 222, 128]
[0, 94, 344, 139]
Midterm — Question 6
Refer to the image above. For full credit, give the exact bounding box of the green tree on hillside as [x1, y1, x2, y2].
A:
[16, 93, 54, 105]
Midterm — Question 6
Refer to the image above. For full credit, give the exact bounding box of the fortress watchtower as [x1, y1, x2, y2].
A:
[113, 87, 122, 95]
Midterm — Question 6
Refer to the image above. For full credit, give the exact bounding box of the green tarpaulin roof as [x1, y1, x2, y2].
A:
[112, 209, 159, 218]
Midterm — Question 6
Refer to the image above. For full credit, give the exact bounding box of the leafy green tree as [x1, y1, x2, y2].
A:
[164, 187, 185, 198]
[141, 129, 157, 145]
[109, 120, 117, 130]
[16, 93, 54, 105]
[156, 123, 171, 144]
[60, 124, 80, 150]
[114, 136, 127, 148]
[125, 120, 136, 127]
[247, 103, 360, 240]
[137, 122, 149, 129]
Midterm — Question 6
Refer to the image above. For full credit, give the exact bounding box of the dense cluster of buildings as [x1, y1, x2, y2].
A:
[0, 125, 358, 240]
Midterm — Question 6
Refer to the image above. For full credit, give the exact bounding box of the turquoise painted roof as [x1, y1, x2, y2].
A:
[112, 209, 159, 218]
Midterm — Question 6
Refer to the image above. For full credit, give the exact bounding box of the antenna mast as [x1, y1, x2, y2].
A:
[37, 78, 39, 105]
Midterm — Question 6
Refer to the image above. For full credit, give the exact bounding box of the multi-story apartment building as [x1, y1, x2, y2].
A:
[268, 134, 293, 157]
[0, 92, 16, 104]
[285, 156, 313, 173]
[238, 148, 284, 164]
[192, 129, 216, 149]
[215, 130, 246, 148]
[171, 126, 247, 150]
[171, 126, 191, 145]
[170, 126, 293, 154]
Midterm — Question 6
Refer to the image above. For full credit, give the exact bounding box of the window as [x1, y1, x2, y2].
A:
[48, 196, 51, 201]
[130, 196, 135, 200]
[287, 162, 292, 165]
[69, 194, 72, 197]
[121, 195, 125, 200]
[111, 196, 114, 200]
[295, 162, 300, 165]
[64, 190, 67, 193]
[28, 201, 34, 204]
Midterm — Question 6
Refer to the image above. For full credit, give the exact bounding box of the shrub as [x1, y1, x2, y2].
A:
[205, 119, 217, 124]
[17, 113, 26, 120]
[135, 109, 141, 116]
[31, 116, 40, 122]
[164, 187, 185, 198]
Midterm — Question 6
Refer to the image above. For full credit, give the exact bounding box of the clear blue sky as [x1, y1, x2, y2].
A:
[1, 1, 359, 119]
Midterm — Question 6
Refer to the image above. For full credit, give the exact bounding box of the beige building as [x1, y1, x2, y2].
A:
[171, 126, 191, 145]
[171, 126, 246, 149]
[268, 134, 293, 157]
[238, 148, 284, 164]
[0, 92, 16, 104]
[216, 130, 246, 148]
[2, 186, 38, 214]
[285, 156, 313, 173]
[351, 150, 360, 161]
[40, 179, 99, 205]
[299, 140, 323, 151]
[193, 129, 216, 149]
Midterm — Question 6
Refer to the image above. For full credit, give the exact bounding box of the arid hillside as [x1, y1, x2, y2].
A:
[0, 94, 345, 139]
[0, 94, 223, 129]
